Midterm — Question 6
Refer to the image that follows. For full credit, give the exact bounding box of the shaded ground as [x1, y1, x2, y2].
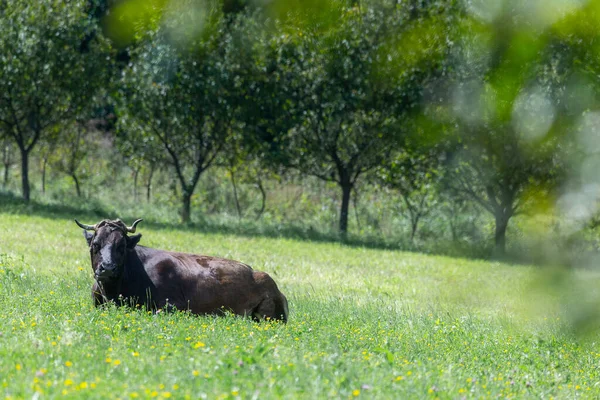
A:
[0, 191, 491, 260]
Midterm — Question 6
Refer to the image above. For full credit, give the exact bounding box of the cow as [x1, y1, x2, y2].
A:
[75, 218, 288, 322]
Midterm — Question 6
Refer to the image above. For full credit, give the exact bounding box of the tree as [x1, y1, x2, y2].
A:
[36, 127, 59, 195]
[0, 0, 111, 201]
[377, 147, 444, 242]
[437, 6, 572, 256]
[53, 121, 100, 198]
[1, 134, 15, 190]
[439, 193, 483, 244]
[117, 124, 166, 203]
[118, 3, 236, 223]
[264, 2, 453, 238]
[221, 145, 276, 220]
[266, 7, 393, 238]
[445, 122, 560, 255]
[215, 11, 280, 220]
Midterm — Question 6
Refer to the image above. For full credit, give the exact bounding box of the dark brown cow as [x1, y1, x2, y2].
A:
[75, 218, 288, 322]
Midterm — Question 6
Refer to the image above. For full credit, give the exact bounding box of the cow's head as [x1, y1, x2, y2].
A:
[75, 219, 143, 283]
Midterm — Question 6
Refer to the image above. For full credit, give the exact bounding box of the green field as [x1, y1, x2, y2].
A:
[1, 212, 600, 399]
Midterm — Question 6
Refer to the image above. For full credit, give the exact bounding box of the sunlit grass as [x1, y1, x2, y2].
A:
[1, 213, 600, 398]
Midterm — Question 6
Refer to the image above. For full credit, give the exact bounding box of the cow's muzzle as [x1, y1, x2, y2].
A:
[95, 265, 121, 281]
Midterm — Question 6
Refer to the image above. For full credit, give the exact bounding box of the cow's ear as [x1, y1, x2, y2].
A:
[83, 230, 93, 246]
[127, 234, 142, 249]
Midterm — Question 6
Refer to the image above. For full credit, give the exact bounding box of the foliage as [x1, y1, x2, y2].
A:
[377, 145, 445, 242]
[117, 2, 235, 223]
[444, 122, 562, 256]
[5, 0, 600, 257]
[259, 3, 454, 237]
[1, 135, 16, 189]
[215, 10, 279, 220]
[431, 3, 578, 256]
[0, 0, 112, 201]
[52, 122, 104, 198]
[116, 116, 166, 202]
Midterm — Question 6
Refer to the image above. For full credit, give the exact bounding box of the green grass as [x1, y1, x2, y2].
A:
[1, 212, 600, 399]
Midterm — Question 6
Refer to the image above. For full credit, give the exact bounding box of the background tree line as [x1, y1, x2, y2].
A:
[1, 0, 600, 258]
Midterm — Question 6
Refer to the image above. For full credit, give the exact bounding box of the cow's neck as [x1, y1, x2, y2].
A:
[92, 248, 155, 310]
[122, 248, 156, 310]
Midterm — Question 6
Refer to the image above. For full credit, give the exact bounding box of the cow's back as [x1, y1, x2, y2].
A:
[131, 246, 280, 317]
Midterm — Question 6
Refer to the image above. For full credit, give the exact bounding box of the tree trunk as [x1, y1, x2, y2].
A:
[352, 187, 361, 231]
[230, 169, 242, 219]
[72, 173, 81, 197]
[2, 144, 11, 189]
[133, 168, 139, 202]
[146, 165, 155, 203]
[449, 216, 458, 242]
[410, 214, 420, 242]
[255, 177, 266, 220]
[494, 212, 510, 256]
[182, 190, 192, 224]
[3, 154, 10, 190]
[339, 182, 352, 239]
[3, 162, 8, 189]
[168, 150, 205, 224]
[41, 157, 48, 195]
[19, 147, 30, 202]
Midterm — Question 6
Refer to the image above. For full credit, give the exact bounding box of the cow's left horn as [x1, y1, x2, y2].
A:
[74, 219, 96, 231]
[126, 219, 143, 233]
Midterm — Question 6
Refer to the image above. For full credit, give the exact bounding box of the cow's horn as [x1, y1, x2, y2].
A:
[74, 219, 96, 231]
[126, 218, 143, 233]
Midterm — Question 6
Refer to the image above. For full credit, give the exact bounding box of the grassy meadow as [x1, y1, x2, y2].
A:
[1, 210, 600, 399]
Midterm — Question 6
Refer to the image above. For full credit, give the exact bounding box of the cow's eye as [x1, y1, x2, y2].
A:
[91, 243, 100, 252]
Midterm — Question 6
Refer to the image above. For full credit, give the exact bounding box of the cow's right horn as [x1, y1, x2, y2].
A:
[126, 219, 143, 233]
[74, 219, 96, 231]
